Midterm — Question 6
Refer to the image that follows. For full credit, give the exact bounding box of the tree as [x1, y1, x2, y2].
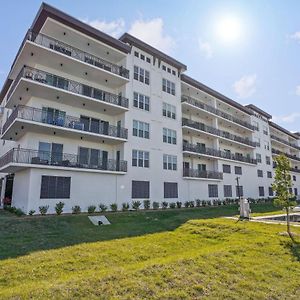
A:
[272, 154, 296, 242]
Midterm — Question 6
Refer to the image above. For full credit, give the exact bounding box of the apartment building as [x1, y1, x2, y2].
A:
[0, 3, 299, 214]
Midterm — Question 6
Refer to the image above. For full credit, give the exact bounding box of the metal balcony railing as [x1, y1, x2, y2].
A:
[6, 66, 129, 108]
[182, 118, 257, 147]
[271, 148, 300, 162]
[181, 95, 257, 131]
[183, 142, 257, 164]
[270, 134, 300, 150]
[0, 148, 127, 172]
[23, 30, 129, 79]
[183, 168, 223, 179]
[2, 105, 128, 140]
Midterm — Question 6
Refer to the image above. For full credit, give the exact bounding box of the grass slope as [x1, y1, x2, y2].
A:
[0, 204, 299, 299]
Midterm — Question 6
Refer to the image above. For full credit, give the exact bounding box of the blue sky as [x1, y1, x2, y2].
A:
[1, 0, 300, 131]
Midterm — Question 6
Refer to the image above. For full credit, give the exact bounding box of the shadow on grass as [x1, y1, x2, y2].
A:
[0, 203, 277, 260]
[283, 239, 300, 261]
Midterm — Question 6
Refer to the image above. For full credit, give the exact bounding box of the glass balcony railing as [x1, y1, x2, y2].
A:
[183, 168, 223, 179]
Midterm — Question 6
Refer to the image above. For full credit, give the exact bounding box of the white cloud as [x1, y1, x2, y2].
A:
[198, 39, 213, 59]
[82, 18, 125, 38]
[272, 113, 300, 124]
[289, 31, 300, 42]
[233, 74, 257, 98]
[128, 18, 175, 53]
[296, 85, 300, 96]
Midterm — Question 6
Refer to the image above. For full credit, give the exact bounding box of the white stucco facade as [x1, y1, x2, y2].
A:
[0, 3, 299, 214]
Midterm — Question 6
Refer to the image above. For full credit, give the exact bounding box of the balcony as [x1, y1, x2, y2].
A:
[273, 162, 300, 174]
[10, 30, 129, 88]
[271, 148, 300, 162]
[270, 134, 300, 151]
[0, 148, 127, 174]
[6, 66, 129, 114]
[183, 168, 223, 180]
[182, 95, 256, 131]
[183, 143, 257, 165]
[2, 105, 128, 144]
[182, 118, 257, 148]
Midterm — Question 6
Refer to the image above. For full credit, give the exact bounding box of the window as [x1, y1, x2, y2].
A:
[38, 142, 63, 164]
[134, 51, 139, 57]
[132, 181, 149, 198]
[167, 67, 171, 73]
[162, 102, 176, 119]
[266, 156, 271, 165]
[293, 175, 296, 181]
[78, 147, 108, 168]
[257, 170, 263, 177]
[236, 186, 244, 197]
[295, 188, 298, 196]
[133, 92, 150, 111]
[259, 186, 265, 197]
[163, 128, 177, 144]
[208, 184, 218, 198]
[269, 187, 274, 197]
[164, 182, 178, 198]
[146, 57, 151, 63]
[163, 154, 177, 170]
[263, 125, 268, 135]
[267, 171, 272, 178]
[162, 65, 166, 71]
[162, 78, 176, 95]
[256, 153, 262, 163]
[132, 150, 149, 168]
[223, 164, 231, 174]
[255, 138, 261, 147]
[172, 70, 176, 76]
[264, 141, 270, 150]
[134, 66, 150, 85]
[235, 166, 242, 175]
[224, 185, 232, 197]
[40, 176, 71, 199]
[133, 120, 150, 139]
[253, 121, 259, 131]
[140, 54, 145, 60]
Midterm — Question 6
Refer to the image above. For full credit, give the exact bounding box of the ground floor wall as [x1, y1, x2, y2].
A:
[2, 166, 300, 214]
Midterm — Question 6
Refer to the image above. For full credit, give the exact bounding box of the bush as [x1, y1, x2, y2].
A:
[153, 201, 159, 210]
[28, 210, 35, 216]
[110, 203, 118, 212]
[15, 208, 25, 217]
[87, 205, 96, 214]
[176, 201, 182, 208]
[196, 199, 201, 207]
[161, 201, 168, 209]
[5, 206, 16, 213]
[39, 205, 49, 215]
[169, 202, 176, 209]
[189, 201, 195, 208]
[72, 205, 81, 214]
[122, 202, 130, 211]
[143, 199, 151, 210]
[55, 202, 65, 215]
[99, 203, 107, 212]
[132, 200, 141, 210]
[184, 201, 190, 208]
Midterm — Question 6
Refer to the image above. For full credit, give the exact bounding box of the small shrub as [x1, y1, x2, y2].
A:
[161, 201, 168, 209]
[169, 202, 176, 209]
[72, 205, 81, 214]
[99, 203, 107, 212]
[87, 205, 96, 214]
[176, 201, 182, 208]
[122, 202, 130, 211]
[184, 201, 190, 208]
[153, 201, 159, 210]
[202, 200, 207, 207]
[15, 208, 25, 217]
[39, 205, 49, 215]
[55, 202, 65, 215]
[196, 199, 201, 207]
[28, 209, 35, 216]
[132, 200, 141, 210]
[143, 199, 151, 210]
[189, 201, 195, 208]
[110, 203, 118, 212]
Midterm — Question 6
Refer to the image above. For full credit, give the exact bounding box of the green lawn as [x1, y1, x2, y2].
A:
[0, 203, 299, 299]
